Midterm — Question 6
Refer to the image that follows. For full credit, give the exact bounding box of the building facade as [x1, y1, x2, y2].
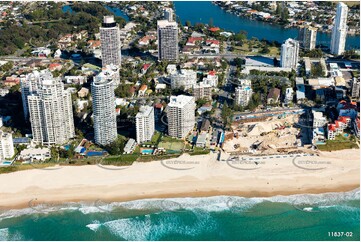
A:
[100, 16, 121, 67]
[280, 38, 299, 69]
[91, 69, 118, 146]
[235, 79, 253, 107]
[193, 82, 212, 101]
[136, 106, 155, 144]
[330, 2, 348, 55]
[157, 20, 178, 61]
[170, 69, 197, 90]
[167, 95, 196, 138]
[0, 131, 14, 160]
[26, 72, 75, 145]
[351, 78, 360, 100]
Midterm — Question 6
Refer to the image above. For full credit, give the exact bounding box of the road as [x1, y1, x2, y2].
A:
[233, 107, 304, 119]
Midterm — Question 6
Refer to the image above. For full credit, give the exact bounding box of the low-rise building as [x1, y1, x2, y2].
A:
[19, 148, 51, 161]
[193, 82, 212, 101]
[170, 69, 197, 90]
[267, 88, 281, 104]
[123, 138, 137, 154]
[235, 79, 253, 107]
[77, 87, 89, 98]
[203, 71, 218, 87]
[196, 133, 208, 148]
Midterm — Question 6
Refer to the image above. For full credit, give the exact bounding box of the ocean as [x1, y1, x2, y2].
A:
[0, 189, 359, 241]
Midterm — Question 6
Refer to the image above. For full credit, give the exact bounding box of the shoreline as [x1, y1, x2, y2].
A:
[0, 149, 359, 210]
[1, 185, 359, 211]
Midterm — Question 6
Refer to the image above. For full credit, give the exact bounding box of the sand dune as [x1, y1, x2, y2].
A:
[0, 149, 359, 209]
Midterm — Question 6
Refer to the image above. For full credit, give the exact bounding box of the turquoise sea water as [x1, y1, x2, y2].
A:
[0, 190, 359, 241]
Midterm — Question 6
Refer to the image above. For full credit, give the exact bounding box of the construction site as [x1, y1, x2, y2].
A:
[222, 113, 313, 155]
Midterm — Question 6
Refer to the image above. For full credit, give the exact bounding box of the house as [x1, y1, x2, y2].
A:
[141, 63, 152, 75]
[138, 35, 156, 46]
[138, 84, 148, 97]
[205, 39, 220, 48]
[77, 87, 89, 98]
[208, 27, 220, 32]
[48, 63, 62, 71]
[155, 83, 167, 93]
[267, 88, 281, 104]
[4, 76, 20, 87]
[186, 37, 203, 46]
[129, 86, 137, 98]
[87, 40, 101, 50]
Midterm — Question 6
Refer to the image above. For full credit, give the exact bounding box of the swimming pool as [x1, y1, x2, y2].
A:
[141, 149, 154, 155]
[1, 161, 12, 165]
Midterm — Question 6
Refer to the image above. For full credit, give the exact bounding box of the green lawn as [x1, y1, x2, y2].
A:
[318, 134, 359, 151]
[102, 154, 139, 165]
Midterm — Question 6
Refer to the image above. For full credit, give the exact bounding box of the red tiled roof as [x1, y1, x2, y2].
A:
[328, 124, 336, 132]
[208, 27, 220, 32]
[206, 39, 220, 45]
[142, 63, 151, 70]
[209, 70, 216, 76]
[139, 84, 147, 91]
[187, 37, 203, 44]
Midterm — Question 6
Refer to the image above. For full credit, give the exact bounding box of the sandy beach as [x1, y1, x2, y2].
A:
[0, 149, 359, 209]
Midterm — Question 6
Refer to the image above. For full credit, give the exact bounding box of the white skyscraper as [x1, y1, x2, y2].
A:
[299, 25, 317, 50]
[100, 16, 121, 67]
[136, 106, 155, 144]
[235, 79, 253, 107]
[330, 2, 348, 55]
[170, 69, 197, 90]
[280, 38, 299, 69]
[0, 131, 14, 160]
[20, 71, 45, 120]
[157, 20, 178, 61]
[26, 71, 75, 145]
[91, 69, 117, 146]
[167, 95, 195, 138]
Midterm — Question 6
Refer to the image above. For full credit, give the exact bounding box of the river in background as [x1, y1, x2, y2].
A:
[174, 1, 360, 50]
[62, 2, 360, 50]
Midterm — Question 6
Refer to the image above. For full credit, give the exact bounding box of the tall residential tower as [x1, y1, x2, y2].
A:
[91, 69, 118, 146]
[280, 38, 299, 69]
[100, 16, 121, 67]
[298, 25, 317, 50]
[26, 70, 75, 145]
[136, 106, 155, 144]
[167, 95, 195, 138]
[157, 20, 178, 61]
[330, 2, 348, 55]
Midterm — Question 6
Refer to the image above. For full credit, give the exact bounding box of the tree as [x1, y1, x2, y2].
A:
[221, 102, 233, 129]
[234, 31, 247, 41]
[104, 136, 126, 155]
